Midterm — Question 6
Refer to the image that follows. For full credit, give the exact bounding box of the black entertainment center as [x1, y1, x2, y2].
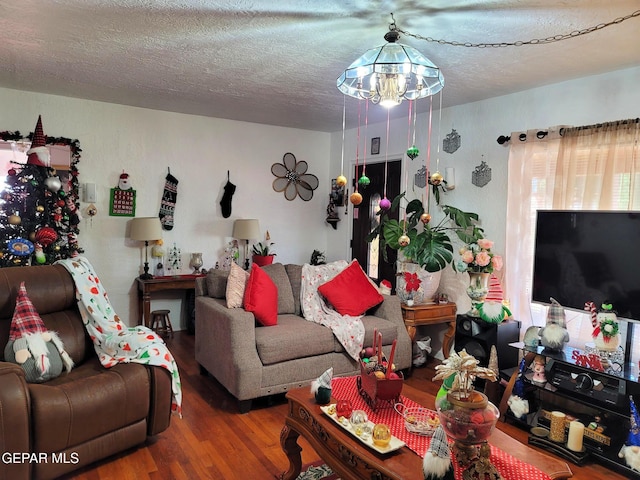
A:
[499, 209, 640, 477]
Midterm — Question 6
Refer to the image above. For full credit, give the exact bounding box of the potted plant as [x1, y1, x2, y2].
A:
[251, 241, 276, 267]
[368, 192, 483, 272]
[366, 191, 484, 297]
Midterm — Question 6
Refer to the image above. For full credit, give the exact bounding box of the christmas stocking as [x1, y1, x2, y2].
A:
[219, 171, 236, 218]
[159, 171, 178, 230]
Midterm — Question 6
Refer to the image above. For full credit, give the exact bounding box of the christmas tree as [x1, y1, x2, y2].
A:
[0, 116, 82, 267]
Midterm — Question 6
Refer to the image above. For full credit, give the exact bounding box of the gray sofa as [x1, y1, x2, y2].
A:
[195, 262, 412, 412]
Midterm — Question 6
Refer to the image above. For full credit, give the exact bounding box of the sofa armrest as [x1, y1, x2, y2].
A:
[0, 362, 31, 480]
[194, 297, 263, 401]
[146, 365, 172, 436]
[370, 294, 404, 328]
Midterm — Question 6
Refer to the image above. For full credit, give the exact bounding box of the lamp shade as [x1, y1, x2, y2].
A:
[130, 217, 163, 241]
[337, 30, 444, 107]
[232, 219, 260, 240]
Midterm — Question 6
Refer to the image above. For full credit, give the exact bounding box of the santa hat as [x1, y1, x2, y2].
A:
[26, 115, 49, 167]
[9, 282, 48, 340]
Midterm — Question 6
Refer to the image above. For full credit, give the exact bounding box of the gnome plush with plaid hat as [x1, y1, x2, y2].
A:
[539, 297, 570, 351]
[423, 425, 454, 480]
[4, 282, 73, 383]
[619, 395, 640, 472]
[26, 115, 50, 167]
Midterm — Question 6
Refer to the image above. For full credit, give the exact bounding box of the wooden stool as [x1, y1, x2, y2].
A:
[150, 309, 173, 338]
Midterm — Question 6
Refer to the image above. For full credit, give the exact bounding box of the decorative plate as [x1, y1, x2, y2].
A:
[320, 404, 405, 454]
[8, 238, 35, 256]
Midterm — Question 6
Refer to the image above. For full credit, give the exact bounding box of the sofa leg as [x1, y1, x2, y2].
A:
[198, 364, 209, 376]
[238, 399, 252, 414]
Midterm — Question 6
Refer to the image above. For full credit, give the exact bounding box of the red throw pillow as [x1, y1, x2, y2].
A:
[243, 264, 278, 326]
[318, 260, 383, 316]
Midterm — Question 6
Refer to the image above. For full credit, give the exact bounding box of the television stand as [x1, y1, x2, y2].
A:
[500, 343, 640, 479]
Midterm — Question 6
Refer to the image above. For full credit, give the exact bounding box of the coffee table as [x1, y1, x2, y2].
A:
[279, 382, 573, 480]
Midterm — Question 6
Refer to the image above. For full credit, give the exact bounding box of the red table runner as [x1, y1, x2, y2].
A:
[331, 376, 551, 480]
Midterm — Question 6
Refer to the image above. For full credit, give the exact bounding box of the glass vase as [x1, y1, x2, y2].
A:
[189, 252, 203, 273]
[396, 261, 442, 304]
[466, 272, 490, 317]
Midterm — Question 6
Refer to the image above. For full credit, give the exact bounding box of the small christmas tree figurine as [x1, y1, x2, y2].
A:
[166, 243, 182, 274]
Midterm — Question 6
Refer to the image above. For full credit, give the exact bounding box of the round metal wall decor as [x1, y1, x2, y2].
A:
[271, 152, 319, 201]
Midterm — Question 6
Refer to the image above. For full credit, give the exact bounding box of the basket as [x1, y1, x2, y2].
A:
[394, 403, 440, 436]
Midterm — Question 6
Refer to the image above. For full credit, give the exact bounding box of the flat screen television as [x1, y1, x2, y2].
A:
[532, 210, 640, 322]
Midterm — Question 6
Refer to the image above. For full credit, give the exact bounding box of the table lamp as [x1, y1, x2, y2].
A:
[130, 217, 163, 279]
[232, 219, 260, 270]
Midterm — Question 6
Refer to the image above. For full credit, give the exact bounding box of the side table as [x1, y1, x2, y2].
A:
[401, 301, 457, 359]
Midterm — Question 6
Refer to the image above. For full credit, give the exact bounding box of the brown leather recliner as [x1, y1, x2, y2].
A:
[0, 264, 173, 480]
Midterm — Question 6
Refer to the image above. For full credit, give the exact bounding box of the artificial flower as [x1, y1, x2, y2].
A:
[455, 238, 502, 274]
[403, 271, 421, 293]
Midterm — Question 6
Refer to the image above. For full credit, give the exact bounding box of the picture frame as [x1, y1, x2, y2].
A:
[371, 137, 381, 155]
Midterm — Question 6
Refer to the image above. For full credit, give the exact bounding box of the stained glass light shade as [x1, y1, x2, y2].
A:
[337, 31, 444, 108]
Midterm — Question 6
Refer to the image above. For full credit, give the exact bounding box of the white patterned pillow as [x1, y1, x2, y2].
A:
[226, 262, 249, 308]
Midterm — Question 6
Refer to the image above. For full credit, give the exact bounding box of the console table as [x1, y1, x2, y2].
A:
[401, 301, 457, 358]
[135, 275, 205, 329]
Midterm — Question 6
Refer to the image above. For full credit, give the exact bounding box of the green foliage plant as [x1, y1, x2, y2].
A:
[366, 192, 484, 273]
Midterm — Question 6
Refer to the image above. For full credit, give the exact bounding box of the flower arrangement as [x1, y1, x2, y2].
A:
[433, 349, 497, 401]
[455, 238, 503, 274]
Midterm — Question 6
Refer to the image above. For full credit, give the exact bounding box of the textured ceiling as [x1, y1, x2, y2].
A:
[0, 1, 638, 132]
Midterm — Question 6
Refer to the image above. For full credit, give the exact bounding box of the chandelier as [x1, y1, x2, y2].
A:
[337, 28, 444, 108]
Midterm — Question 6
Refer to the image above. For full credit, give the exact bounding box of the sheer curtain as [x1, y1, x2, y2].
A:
[505, 120, 640, 346]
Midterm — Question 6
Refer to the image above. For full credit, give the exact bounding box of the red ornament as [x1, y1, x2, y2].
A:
[57, 199, 65, 207]
[7, 168, 16, 176]
[34, 227, 58, 247]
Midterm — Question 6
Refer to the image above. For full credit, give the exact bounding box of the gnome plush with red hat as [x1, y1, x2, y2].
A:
[4, 282, 73, 383]
[26, 115, 50, 167]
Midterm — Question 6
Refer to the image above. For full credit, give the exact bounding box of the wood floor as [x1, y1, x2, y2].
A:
[62, 332, 627, 480]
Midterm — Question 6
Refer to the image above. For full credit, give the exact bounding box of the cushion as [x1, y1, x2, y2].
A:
[255, 314, 335, 365]
[206, 269, 229, 299]
[243, 264, 278, 326]
[261, 263, 295, 314]
[226, 262, 249, 308]
[317, 260, 383, 316]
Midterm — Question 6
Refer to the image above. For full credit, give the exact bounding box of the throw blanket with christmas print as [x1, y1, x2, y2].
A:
[57, 257, 182, 416]
[301, 261, 364, 361]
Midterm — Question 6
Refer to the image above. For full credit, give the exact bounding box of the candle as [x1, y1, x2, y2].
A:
[386, 339, 397, 378]
[372, 328, 377, 354]
[567, 421, 585, 452]
[549, 411, 566, 443]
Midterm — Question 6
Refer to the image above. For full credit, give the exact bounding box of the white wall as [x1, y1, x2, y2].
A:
[0, 89, 331, 328]
[328, 65, 640, 326]
[1, 66, 638, 330]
